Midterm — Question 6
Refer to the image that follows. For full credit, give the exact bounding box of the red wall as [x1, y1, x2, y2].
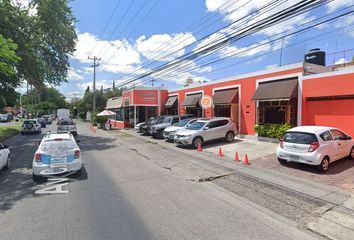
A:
[169, 68, 303, 135]
[302, 72, 354, 136]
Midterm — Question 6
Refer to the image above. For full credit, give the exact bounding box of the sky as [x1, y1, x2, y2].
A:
[16, 0, 354, 100]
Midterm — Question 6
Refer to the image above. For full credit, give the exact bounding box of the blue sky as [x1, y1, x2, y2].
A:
[17, 0, 354, 99]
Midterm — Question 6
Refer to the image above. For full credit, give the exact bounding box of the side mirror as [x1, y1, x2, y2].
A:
[35, 141, 40, 146]
[346, 136, 352, 140]
[76, 139, 80, 143]
[3, 145, 8, 149]
[204, 127, 209, 130]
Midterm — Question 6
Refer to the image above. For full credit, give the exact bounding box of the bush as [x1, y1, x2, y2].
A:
[254, 123, 291, 139]
[96, 116, 108, 127]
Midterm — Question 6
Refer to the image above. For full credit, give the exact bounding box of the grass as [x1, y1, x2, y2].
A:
[0, 123, 22, 141]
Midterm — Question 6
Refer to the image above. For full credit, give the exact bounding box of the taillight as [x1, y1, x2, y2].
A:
[74, 150, 80, 159]
[35, 153, 41, 162]
[279, 138, 284, 148]
[308, 142, 320, 152]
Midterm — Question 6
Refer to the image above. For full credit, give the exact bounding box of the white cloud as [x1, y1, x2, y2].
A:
[73, 32, 141, 74]
[11, 0, 37, 15]
[77, 80, 114, 91]
[266, 64, 278, 70]
[67, 68, 84, 81]
[326, 0, 354, 13]
[335, 58, 347, 65]
[219, 41, 272, 58]
[136, 33, 196, 61]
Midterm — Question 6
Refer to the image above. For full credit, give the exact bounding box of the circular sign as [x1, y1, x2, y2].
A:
[200, 95, 213, 109]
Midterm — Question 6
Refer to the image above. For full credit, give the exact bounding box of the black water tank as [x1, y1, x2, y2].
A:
[304, 48, 326, 66]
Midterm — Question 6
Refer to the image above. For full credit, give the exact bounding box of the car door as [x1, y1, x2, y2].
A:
[214, 120, 230, 138]
[202, 121, 218, 141]
[330, 129, 349, 160]
[319, 131, 338, 160]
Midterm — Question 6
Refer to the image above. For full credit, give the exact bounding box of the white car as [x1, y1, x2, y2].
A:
[174, 118, 238, 148]
[135, 122, 146, 132]
[0, 143, 11, 171]
[163, 118, 202, 141]
[32, 132, 82, 180]
[21, 119, 41, 134]
[276, 126, 354, 172]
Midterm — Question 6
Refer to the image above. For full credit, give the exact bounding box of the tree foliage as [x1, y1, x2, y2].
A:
[0, 0, 77, 90]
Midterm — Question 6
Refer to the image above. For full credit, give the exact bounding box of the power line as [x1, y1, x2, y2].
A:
[89, 0, 122, 56]
[115, 0, 288, 86]
[116, 0, 329, 87]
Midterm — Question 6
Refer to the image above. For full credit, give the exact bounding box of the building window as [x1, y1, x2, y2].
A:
[258, 99, 297, 126]
[111, 108, 123, 121]
[214, 105, 231, 117]
[186, 107, 202, 117]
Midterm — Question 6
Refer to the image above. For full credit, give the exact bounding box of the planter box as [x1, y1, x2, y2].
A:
[256, 136, 279, 144]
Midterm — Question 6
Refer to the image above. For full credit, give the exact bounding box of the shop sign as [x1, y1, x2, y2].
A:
[200, 95, 213, 109]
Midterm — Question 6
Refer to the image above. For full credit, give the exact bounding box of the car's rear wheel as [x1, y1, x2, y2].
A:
[4, 155, 11, 170]
[192, 137, 203, 149]
[349, 146, 354, 160]
[225, 131, 235, 142]
[318, 157, 330, 172]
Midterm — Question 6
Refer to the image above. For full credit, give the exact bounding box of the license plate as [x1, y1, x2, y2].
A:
[51, 158, 66, 164]
[287, 154, 299, 160]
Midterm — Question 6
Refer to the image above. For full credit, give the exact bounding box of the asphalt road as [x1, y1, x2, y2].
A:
[0, 121, 315, 240]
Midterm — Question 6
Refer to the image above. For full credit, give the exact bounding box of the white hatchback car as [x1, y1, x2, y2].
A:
[276, 126, 354, 172]
[0, 142, 11, 171]
[32, 132, 83, 180]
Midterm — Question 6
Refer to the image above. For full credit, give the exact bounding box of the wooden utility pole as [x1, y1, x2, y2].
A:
[88, 56, 101, 123]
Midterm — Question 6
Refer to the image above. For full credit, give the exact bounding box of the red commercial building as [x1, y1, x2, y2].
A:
[106, 62, 354, 137]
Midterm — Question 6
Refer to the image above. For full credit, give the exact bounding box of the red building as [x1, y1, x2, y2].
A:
[107, 62, 354, 137]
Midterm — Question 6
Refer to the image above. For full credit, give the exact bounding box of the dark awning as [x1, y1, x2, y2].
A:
[106, 97, 122, 109]
[182, 93, 202, 107]
[213, 88, 238, 105]
[252, 78, 298, 101]
[164, 96, 178, 107]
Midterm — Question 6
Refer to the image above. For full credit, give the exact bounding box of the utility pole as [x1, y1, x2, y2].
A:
[150, 78, 156, 87]
[88, 56, 101, 123]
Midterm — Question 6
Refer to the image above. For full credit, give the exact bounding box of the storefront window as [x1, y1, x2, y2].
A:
[186, 107, 202, 117]
[258, 99, 297, 126]
[214, 105, 231, 117]
[110, 108, 123, 121]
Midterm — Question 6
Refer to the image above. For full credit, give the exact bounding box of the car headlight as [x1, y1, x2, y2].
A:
[181, 134, 192, 138]
[170, 130, 177, 134]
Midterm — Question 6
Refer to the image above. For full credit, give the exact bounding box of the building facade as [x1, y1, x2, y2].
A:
[106, 62, 354, 137]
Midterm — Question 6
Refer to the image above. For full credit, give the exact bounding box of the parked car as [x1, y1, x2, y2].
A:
[6, 113, 14, 121]
[38, 118, 47, 128]
[276, 126, 354, 172]
[0, 143, 11, 171]
[43, 115, 53, 124]
[21, 119, 41, 135]
[14, 116, 19, 122]
[174, 117, 238, 148]
[32, 132, 82, 180]
[150, 114, 194, 138]
[57, 119, 77, 136]
[163, 118, 203, 141]
[135, 120, 151, 133]
[141, 116, 165, 135]
[0, 114, 10, 122]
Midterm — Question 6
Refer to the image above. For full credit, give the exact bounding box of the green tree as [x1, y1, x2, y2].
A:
[0, 35, 21, 77]
[0, 0, 77, 89]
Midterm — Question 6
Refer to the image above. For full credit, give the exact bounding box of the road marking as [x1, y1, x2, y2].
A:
[34, 171, 76, 195]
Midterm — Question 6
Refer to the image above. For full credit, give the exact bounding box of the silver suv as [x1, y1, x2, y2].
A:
[174, 117, 238, 148]
[21, 119, 42, 135]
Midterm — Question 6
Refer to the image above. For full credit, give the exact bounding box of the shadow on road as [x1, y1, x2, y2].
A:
[280, 158, 354, 175]
[77, 134, 117, 152]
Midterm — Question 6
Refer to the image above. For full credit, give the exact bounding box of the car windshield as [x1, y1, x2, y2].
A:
[60, 121, 74, 125]
[41, 140, 76, 152]
[187, 121, 206, 130]
[173, 118, 190, 127]
[282, 132, 318, 144]
[151, 117, 160, 124]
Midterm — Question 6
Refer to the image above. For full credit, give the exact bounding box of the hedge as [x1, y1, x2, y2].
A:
[254, 123, 291, 139]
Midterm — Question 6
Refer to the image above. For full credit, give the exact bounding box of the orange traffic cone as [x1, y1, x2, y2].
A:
[217, 147, 224, 157]
[234, 151, 240, 162]
[243, 154, 250, 165]
[197, 143, 202, 152]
